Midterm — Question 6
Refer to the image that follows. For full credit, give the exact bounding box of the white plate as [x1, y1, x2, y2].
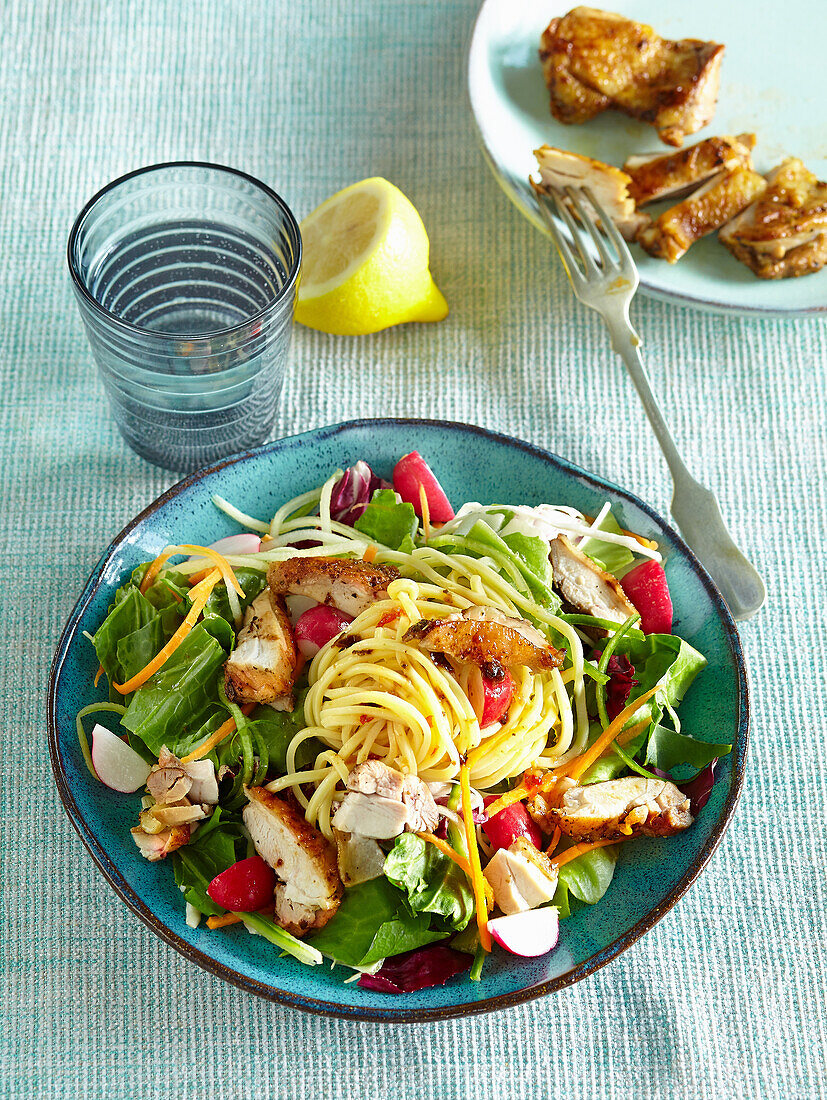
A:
[467, 0, 827, 317]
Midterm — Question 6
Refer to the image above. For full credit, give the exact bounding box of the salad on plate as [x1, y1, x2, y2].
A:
[78, 452, 730, 993]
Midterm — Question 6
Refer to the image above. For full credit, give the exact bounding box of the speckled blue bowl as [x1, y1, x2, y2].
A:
[48, 419, 748, 1022]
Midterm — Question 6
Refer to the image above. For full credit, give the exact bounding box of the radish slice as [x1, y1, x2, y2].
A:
[621, 560, 673, 634]
[488, 907, 560, 957]
[483, 796, 543, 851]
[285, 593, 320, 625]
[393, 452, 455, 522]
[91, 723, 152, 793]
[205, 534, 262, 556]
[294, 605, 354, 658]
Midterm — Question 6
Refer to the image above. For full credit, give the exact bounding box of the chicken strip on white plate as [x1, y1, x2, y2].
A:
[719, 158, 827, 279]
[623, 134, 756, 207]
[224, 589, 297, 708]
[243, 787, 342, 936]
[533, 146, 649, 241]
[637, 166, 767, 263]
[551, 776, 693, 842]
[267, 556, 400, 618]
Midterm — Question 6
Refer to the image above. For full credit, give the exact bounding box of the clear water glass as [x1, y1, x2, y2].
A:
[68, 162, 301, 472]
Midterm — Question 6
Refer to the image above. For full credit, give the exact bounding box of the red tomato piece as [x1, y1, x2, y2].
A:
[392, 452, 455, 522]
[480, 668, 514, 726]
[207, 856, 276, 912]
[482, 796, 542, 851]
[620, 560, 673, 635]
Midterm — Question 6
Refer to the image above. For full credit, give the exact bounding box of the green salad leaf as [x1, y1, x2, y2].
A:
[645, 724, 731, 774]
[354, 489, 418, 550]
[383, 833, 474, 931]
[553, 843, 620, 919]
[307, 877, 443, 967]
[202, 567, 268, 624]
[576, 510, 635, 575]
[171, 808, 245, 916]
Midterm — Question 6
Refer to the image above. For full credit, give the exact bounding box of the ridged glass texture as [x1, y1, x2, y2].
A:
[68, 162, 301, 471]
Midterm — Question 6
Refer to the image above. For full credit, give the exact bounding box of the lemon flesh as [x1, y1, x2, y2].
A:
[295, 177, 448, 335]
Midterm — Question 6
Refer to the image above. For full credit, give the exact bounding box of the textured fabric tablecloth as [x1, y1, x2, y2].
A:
[2, 0, 826, 1096]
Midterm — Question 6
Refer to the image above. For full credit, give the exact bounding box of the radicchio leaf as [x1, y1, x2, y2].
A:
[605, 654, 639, 720]
[679, 759, 718, 814]
[357, 944, 471, 994]
[330, 461, 389, 526]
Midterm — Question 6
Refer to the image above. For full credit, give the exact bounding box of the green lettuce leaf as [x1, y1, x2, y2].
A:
[383, 833, 474, 931]
[171, 808, 246, 916]
[552, 843, 620, 918]
[501, 531, 559, 609]
[202, 567, 268, 625]
[615, 633, 707, 723]
[121, 622, 232, 756]
[307, 877, 443, 966]
[577, 511, 635, 575]
[354, 489, 418, 550]
[645, 724, 731, 774]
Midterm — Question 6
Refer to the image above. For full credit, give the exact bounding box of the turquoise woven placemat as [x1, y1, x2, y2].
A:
[2, 0, 826, 1096]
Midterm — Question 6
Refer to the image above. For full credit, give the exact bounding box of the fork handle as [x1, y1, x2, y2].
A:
[604, 316, 766, 621]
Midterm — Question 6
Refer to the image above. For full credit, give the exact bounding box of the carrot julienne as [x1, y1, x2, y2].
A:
[564, 685, 661, 783]
[180, 701, 257, 763]
[418, 832, 494, 908]
[460, 763, 492, 952]
[207, 912, 244, 929]
[139, 550, 175, 593]
[113, 569, 222, 694]
[362, 544, 378, 563]
[418, 484, 431, 541]
[551, 838, 620, 869]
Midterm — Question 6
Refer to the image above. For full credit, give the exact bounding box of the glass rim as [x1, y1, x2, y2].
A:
[67, 160, 302, 341]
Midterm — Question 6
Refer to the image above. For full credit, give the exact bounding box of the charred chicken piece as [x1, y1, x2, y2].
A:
[404, 615, 564, 673]
[224, 590, 297, 708]
[624, 133, 756, 206]
[533, 146, 649, 241]
[539, 7, 725, 147]
[551, 776, 693, 841]
[637, 166, 767, 263]
[549, 534, 636, 627]
[243, 787, 342, 936]
[267, 556, 400, 618]
[719, 158, 827, 279]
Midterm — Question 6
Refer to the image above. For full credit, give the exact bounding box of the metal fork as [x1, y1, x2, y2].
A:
[533, 182, 765, 622]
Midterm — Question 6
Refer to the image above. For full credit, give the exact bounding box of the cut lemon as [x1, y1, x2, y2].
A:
[295, 177, 448, 335]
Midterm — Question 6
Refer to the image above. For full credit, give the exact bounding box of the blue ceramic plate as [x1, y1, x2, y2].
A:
[48, 420, 748, 1021]
[467, 0, 827, 317]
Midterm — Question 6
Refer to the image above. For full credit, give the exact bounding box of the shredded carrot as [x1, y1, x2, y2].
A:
[564, 686, 661, 783]
[188, 568, 212, 585]
[418, 832, 494, 907]
[551, 838, 620, 869]
[180, 702, 256, 763]
[113, 569, 222, 694]
[418, 485, 431, 540]
[139, 550, 175, 593]
[170, 544, 245, 596]
[362, 544, 378, 563]
[206, 912, 244, 929]
[616, 718, 650, 749]
[94, 663, 104, 688]
[545, 826, 562, 857]
[460, 763, 492, 952]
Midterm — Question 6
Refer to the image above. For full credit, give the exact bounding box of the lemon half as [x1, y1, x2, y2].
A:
[295, 177, 448, 335]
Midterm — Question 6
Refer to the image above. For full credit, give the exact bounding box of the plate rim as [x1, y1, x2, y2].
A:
[47, 417, 750, 1022]
[465, 0, 827, 320]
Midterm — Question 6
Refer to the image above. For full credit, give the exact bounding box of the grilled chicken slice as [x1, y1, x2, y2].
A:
[267, 556, 400, 617]
[131, 824, 192, 861]
[533, 146, 649, 241]
[224, 590, 297, 707]
[334, 762, 440, 837]
[243, 787, 342, 935]
[624, 133, 755, 206]
[719, 158, 827, 279]
[549, 534, 636, 626]
[551, 776, 693, 841]
[540, 7, 725, 146]
[484, 838, 559, 915]
[404, 615, 563, 673]
[333, 829, 387, 887]
[637, 166, 767, 262]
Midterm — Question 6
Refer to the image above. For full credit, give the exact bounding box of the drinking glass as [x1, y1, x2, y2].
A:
[68, 162, 302, 472]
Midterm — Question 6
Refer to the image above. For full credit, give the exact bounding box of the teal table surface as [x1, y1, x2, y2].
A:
[1, 0, 825, 1097]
